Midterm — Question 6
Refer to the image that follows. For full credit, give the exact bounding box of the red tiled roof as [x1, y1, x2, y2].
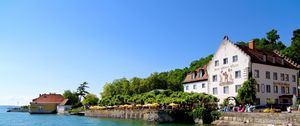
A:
[236, 44, 299, 70]
[32, 93, 65, 103]
[183, 65, 208, 84]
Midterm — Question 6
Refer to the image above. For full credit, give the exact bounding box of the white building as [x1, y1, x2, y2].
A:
[183, 65, 209, 93]
[184, 36, 300, 105]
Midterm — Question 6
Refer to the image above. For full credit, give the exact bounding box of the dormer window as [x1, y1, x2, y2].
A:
[272, 57, 276, 63]
[198, 70, 204, 77]
[281, 59, 284, 65]
[263, 55, 266, 62]
[192, 72, 197, 79]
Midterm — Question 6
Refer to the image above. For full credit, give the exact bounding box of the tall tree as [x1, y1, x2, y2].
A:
[237, 29, 286, 51]
[282, 29, 300, 64]
[236, 78, 257, 104]
[63, 90, 80, 106]
[77, 82, 89, 101]
[266, 29, 280, 47]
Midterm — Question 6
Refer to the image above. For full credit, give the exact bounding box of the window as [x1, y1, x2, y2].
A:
[233, 55, 238, 62]
[263, 55, 266, 62]
[223, 86, 229, 94]
[272, 57, 276, 63]
[193, 85, 197, 90]
[213, 75, 217, 82]
[202, 83, 205, 88]
[192, 72, 197, 79]
[235, 85, 241, 93]
[287, 87, 290, 94]
[293, 87, 297, 94]
[281, 86, 285, 94]
[285, 74, 289, 81]
[254, 70, 259, 78]
[266, 71, 270, 79]
[261, 84, 265, 93]
[215, 60, 219, 66]
[266, 85, 271, 93]
[256, 84, 260, 92]
[273, 72, 278, 80]
[274, 85, 278, 93]
[280, 73, 284, 81]
[185, 86, 189, 90]
[235, 70, 241, 79]
[213, 88, 218, 95]
[292, 75, 296, 82]
[198, 70, 204, 77]
[223, 58, 228, 64]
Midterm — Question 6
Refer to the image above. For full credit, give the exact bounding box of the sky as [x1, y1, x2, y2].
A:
[0, 0, 300, 105]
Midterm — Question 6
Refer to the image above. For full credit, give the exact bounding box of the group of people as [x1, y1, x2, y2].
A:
[223, 104, 255, 112]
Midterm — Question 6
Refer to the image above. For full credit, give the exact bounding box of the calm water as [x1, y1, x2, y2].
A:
[0, 106, 197, 126]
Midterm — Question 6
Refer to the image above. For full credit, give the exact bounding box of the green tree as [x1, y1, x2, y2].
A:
[82, 94, 99, 105]
[189, 55, 213, 72]
[99, 54, 214, 103]
[63, 90, 80, 106]
[77, 82, 89, 101]
[282, 29, 300, 64]
[166, 69, 187, 91]
[129, 77, 143, 94]
[237, 29, 286, 51]
[266, 29, 280, 47]
[236, 78, 257, 104]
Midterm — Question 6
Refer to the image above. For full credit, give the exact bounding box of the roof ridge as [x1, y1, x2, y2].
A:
[274, 50, 300, 68]
[235, 44, 299, 69]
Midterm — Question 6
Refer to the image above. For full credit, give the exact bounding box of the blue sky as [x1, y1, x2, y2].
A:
[0, 0, 300, 105]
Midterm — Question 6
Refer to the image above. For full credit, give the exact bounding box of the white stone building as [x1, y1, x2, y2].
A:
[184, 36, 300, 105]
[183, 65, 209, 93]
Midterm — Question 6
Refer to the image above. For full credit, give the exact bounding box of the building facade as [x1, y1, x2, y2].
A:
[207, 37, 251, 104]
[29, 93, 66, 114]
[184, 36, 300, 105]
[183, 65, 209, 93]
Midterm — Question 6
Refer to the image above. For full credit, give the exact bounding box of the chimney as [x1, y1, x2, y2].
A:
[249, 40, 255, 49]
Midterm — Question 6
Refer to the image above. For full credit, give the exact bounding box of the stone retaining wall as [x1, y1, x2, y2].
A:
[85, 109, 175, 123]
[213, 112, 300, 126]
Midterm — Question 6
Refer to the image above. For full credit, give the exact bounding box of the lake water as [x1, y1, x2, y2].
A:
[0, 106, 197, 126]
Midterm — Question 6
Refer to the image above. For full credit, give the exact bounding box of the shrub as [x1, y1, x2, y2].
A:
[211, 111, 221, 120]
[190, 107, 206, 119]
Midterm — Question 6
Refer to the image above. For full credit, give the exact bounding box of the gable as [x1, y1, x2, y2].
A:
[207, 37, 251, 70]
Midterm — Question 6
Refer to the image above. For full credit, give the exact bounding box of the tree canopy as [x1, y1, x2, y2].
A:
[188, 54, 213, 72]
[77, 82, 90, 100]
[282, 29, 300, 64]
[236, 78, 257, 104]
[237, 29, 286, 51]
[63, 90, 80, 106]
[100, 55, 213, 99]
[99, 89, 218, 108]
[82, 94, 99, 105]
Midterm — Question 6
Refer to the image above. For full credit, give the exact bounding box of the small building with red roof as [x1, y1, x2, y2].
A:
[29, 93, 67, 114]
